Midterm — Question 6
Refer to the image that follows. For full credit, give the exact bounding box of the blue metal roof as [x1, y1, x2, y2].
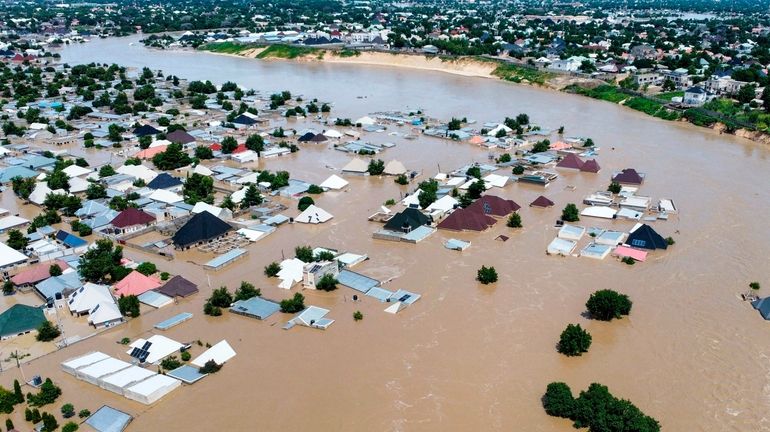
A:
[204, 248, 247, 269]
[155, 312, 193, 330]
[167, 365, 207, 384]
[85, 405, 132, 432]
[230, 297, 280, 320]
[337, 269, 380, 293]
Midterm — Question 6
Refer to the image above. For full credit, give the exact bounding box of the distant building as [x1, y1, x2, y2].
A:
[633, 71, 663, 87]
[303, 261, 339, 289]
[683, 86, 707, 106]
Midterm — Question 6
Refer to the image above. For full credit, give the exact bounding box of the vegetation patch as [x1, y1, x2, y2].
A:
[256, 44, 319, 59]
[491, 63, 552, 85]
[200, 42, 261, 54]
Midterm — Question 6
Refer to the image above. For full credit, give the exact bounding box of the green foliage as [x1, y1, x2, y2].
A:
[11, 176, 35, 200]
[264, 262, 281, 277]
[621, 257, 636, 265]
[477, 266, 498, 284]
[466, 180, 485, 200]
[198, 359, 222, 374]
[586, 289, 632, 321]
[315, 273, 338, 292]
[153, 142, 192, 170]
[307, 184, 324, 194]
[543, 382, 660, 432]
[234, 281, 261, 301]
[295, 246, 314, 263]
[160, 272, 170, 281]
[394, 174, 409, 185]
[497, 153, 512, 163]
[353, 311, 363, 321]
[255, 44, 318, 59]
[161, 356, 182, 371]
[417, 179, 439, 209]
[298, 196, 315, 211]
[240, 184, 263, 208]
[750, 282, 761, 290]
[41, 412, 58, 432]
[208, 287, 233, 308]
[561, 203, 580, 222]
[447, 117, 462, 130]
[98, 165, 116, 177]
[62, 421, 79, 432]
[245, 134, 264, 154]
[367, 159, 385, 175]
[36, 321, 61, 342]
[6, 229, 28, 250]
[492, 63, 552, 85]
[27, 379, 61, 407]
[183, 173, 214, 205]
[181, 351, 191, 362]
[280, 292, 305, 313]
[48, 264, 62, 277]
[607, 182, 621, 194]
[665, 236, 676, 245]
[86, 182, 107, 199]
[506, 213, 522, 228]
[61, 403, 75, 418]
[194, 145, 213, 159]
[78, 239, 123, 282]
[220, 136, 238, 154]
[135, 262, 157, 276]
[118, 295, 140, 317]
[46, 169, 70, 191]
[78, 409, 90, 419]
[558, 324, 592, 356]
[532, 139, 550, 153]
[512, 165, 525, 175]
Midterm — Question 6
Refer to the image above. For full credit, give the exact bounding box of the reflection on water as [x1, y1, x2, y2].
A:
[11, 35, 767, 431]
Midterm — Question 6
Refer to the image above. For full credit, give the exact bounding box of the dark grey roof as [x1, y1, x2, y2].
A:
[172, 211, 232, 248]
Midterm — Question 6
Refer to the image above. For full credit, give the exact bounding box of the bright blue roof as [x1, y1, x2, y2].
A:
[338, 269, 380, 293]
[167, 365, 207, 384]
[155, 312, 193, 330]
[0, 166, 37, 183]
[365, 287, 393, 302]
[35, 272, 81, 301]
[230, 296, 280, 320]
[204, 248, 247, 269]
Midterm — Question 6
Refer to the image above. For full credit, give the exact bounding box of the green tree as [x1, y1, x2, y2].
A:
[78, 239, 123, 282]
[208, 286, 233, 308]
[98, 165, 116, 177]
[61, 403, 75, 418]
[46, 169, 70, 191]
[586, 289, 632, 321]
[36, 321, 61, 342]
[558, 324, 592, 356]
[62, 421, 79, 432]
[298, 196, 314, 211]
[85, 183, 107, 199]
[662, 78, 676, 92]
[117, 295, 140, 317]
[467, 180, 485, 199]
[315, 273, 338, 292]
[762, 87, 770, 112]
[353, 311, 364, 321]
[264, 262, 281, 277]
[107, 123, 124, 142]
[241, 184, 262, 209]
[234, 281, 260, 301]
[152, 142, 192, 170]
[367, 159, 385, 175]
[78, 409, 90, 419]
[476, 266, 498, 284]
[194, 146, 213, 159]
[447, 117, 462, 130]
[41, 412, 58, 431]
[532, 139, 550, 153]
[138, 135, 152, 149]
[295, 246, 314, 263]
[543, 382, 575, 418]
[506, 213, 522, 228]
[561, 203, 580, 222]
[49, 264, 62, 277]
[607, 182, 621, 194]
[183, 173, 214, 205]
[737, 84, 757, 104]
[135, 262, 157, 276]
[27, 379, 61, 407]
[10, 176, 36, 200]
[160, 356, 182, 371]
[13, 379, 23, 404]
[417, 179, 439, 209]
[220, 136, 238, 154]
[280, 292, 305, 313]
[245, 134, 264, 154]
[198, 360, 222, 374]
[6, 229, 28, 250]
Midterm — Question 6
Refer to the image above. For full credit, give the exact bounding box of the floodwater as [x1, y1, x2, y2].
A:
[6, 34, 767, 431]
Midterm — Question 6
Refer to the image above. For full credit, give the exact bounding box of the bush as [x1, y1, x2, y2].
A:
[477, 266, 498, 284]
[621, 257, 636, 265]
[161, 356, 182, 371]
[234, 281, 260, 301]
[353, 311, 363, 321]
[507, 213, 522, 228]
[394, 174, 409, 185]
[63, 421, 79, 432]
[586, 289, 632, 321]
[198, 360, 222, 374]
[561, 204, 580, 222]
[135, 262, 157, 276]
[181, 351, 191, 362]
[307, 184, 323, 194]
[295, 246, 314, 263]
[264, 262, 281, 277]
[117, 295, 140, 317]
[280, 293, 305, 313]
[160, 272, 170, 281]
[557, 324, 592, 356]
[315, 273, 338, 292]
[203, 302, 222, 316]
[298, 196, 314, 211]
[665, 236, 675, 245]
[750, 282, 761, 290]
[607, 181, 621, 194]
[78, 409, 90, 418]
[61, 403, 75, 418]
[27, 379, 61, 407]
[208, 286, 233, 308]
[543, 382, 574, 417]
[36, 321, 61, 342]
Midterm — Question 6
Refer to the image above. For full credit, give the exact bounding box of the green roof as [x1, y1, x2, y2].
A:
[0, 304, 46, 338]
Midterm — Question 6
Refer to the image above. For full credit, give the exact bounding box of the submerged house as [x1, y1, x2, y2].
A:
[172, 211, 233, 249]
[612, 168, 645, 185]
[626, 224, 668, 250]
[0, 304, 46, 340]
[383, 207, 431, 233]
[109, 208, 156, 235]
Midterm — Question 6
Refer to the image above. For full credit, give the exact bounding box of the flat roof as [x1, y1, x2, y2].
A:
[338, 269, 380, 293]
[155, 312, 193, 330]
[167, 365, 207, 384]
[204, 248, 247, 269]
[85, 405, 132, 432]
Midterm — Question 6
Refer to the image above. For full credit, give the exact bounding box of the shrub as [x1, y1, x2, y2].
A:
[665, 236, 675, 245]
[198, 360, 222, 374]
[561, 204, 580, 222]
[36, 321, 61, 342]
[315, 273, 338, 292]
[208, 287, 233, 308]
[234, 281, 260, 301]
[27, 379, 61, 407]
[203, 302, 222, 316]
[135, 262, 157, 276]
[353, 311, 363, 321]
[160, 272, 170, 281]
[394, 174, 409, 185]
[506, 213, 522, 228]
[78, 409, 90, 419]
[161, 356, 182, 371]
[62, 421, 79, 432]
[557, 324, 592, 356]
[307, 184, 323, 194]
[586, 289, 632, 321]
[280, 293, 305, 313]
[264, 262, 281, 277]
[61, 403, 75, 418]
[750, 282, 761, 290]
[120, 337, 130, 345]
[543, 382, 574, 417]
[297, 196, 314, 211]
[477, 266, 498, 284]
[181, 351, 191, 361]
[621, 257, 636, 265]
[295, 246, 314, 263]
[607, 181, 621, 194]
[512, 165, 525, 175]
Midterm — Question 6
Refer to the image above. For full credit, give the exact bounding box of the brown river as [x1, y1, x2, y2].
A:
[3, 35, 768, 431]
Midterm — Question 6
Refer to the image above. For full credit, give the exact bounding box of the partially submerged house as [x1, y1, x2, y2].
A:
[284, 306, 334, 330]
[109, 208, 156, 235]
[530, 195, 555, 208]
[172, 211, 232, 249]
[383, 207, 431, 233]
[612, 168, 645, 185]
[114, 271, 161, 298]
[157, 275, 198, 298]
[295, 205, 333, 224]
[626, 224, 668, 250]
[0, 304, 46, 340]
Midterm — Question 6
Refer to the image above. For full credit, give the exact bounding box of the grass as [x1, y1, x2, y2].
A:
[199, 42, 261, 54]
[566, 84, 681, 121]
[336, 49, 360, 58]
[491, 63, 553, 86]
[657, 91, 684, 101]
[565, 84, 628, 103]
[255, 44, 319, 59]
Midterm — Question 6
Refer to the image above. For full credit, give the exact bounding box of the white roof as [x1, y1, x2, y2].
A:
[426, 195, 458, 213]
[445, 177, 465, 187]
[482, 173, 509, 188]
[148, 189, 183, 204]
[319, 174, 348, 190]
[29, 182, 60, 205]
[127, 335, 184, 364]
[99, 365, 155, 389]
[117, 164, 158, 183]
[191, 340, 236, 367]
[295, 205, 333, 224]
[277, 258, 304, 289]
[230, 186, 247, 203]
[88, 301, 122, 326]
[61, 351, 110, 372]
[557, 224, 586, 241]
[78, 357, 132, 380]
[401, 190, 421, 207]
[355, 116, 376, 125]
[149, 139, 171, 148]
[581, 206, 617, 219]
[0, 215, 29, 231]
[231, 150, 259, 163]
[323, 129, 342, 138]
[236, 228, 267, 242]
[0, 241, 28, 268]
[124, 374, 180, 404]
[191, 202, 231, 219]
[69, 176, 90, 194]
[459, 178, 490, 190]
[235, 172, 259, 184]
[192, 164, 214, 176]
[68, 283, 114, 314]
[341, 158, 368, 173]
[383, 160, 406, 176]
[62, 165, 92, 178]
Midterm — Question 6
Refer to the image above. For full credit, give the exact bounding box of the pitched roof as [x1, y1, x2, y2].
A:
[437, 208, 497, 231]
[612, 168, 644, 185]
[133, 124, 161, 137]
[752, 297, 770, 320]
[157, 275, 198, 298]
[530, 195, 555, 208]
[232, 114, 256, 125]
[147, 173, 183, 190]
[309, 133, 328, 142]
[383, 208, 431, 232]
[556, 153, 585, 170]
[580, 159, 601, 173]
[341, 158, 368, 173]
[626, 224, 668, 250]
[295, 205, 333, 224]
[172, 211, 232, 247]
[110, 208, 156, 228]
[0, 304, 46, 338]
[166, 129, 196, 145]
[297, 132, 316, 142]
[114, 270, 161, 297]
[466, 195, 520, 217]
[11, 260, 69, 286]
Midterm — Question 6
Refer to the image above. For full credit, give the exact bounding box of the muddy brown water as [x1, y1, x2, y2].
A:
[2, 35, 766, 431]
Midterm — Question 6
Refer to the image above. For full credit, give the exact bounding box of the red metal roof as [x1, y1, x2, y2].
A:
[110, 208, 156, 228]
